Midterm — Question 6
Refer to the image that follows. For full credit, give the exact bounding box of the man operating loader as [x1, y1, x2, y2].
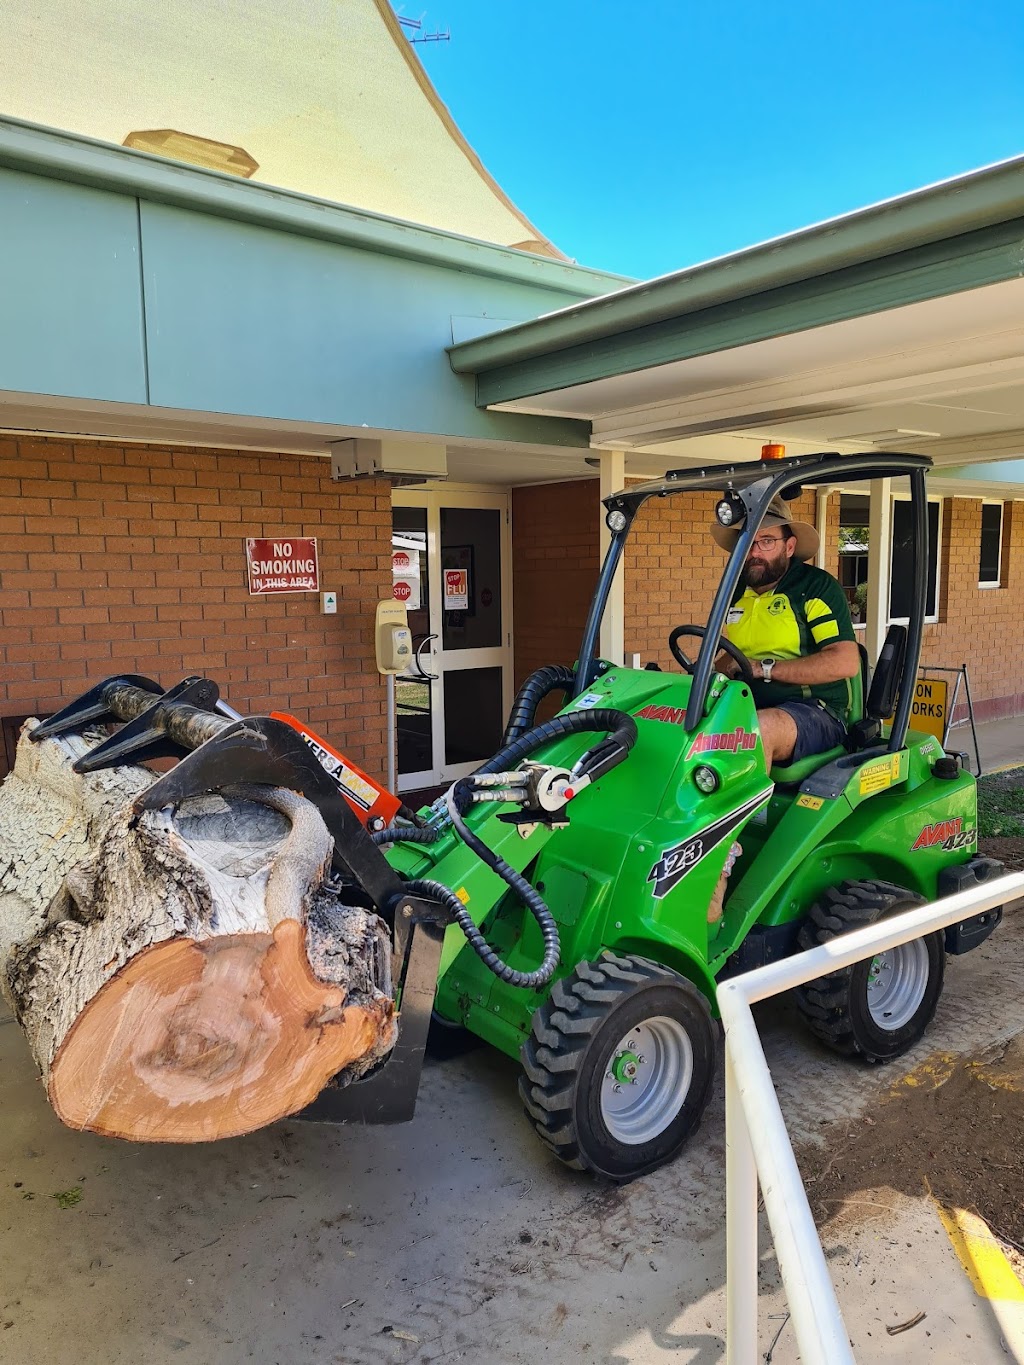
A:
[712, 493, 860, 771]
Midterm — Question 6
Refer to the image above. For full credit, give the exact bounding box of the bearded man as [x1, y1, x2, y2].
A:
[713, 495, 860, 771]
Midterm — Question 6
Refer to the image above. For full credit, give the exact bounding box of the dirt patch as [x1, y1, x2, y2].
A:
[798, 1033, 1024, 1255]
[977, 765, 1024, 868]
[979, 835, 1024, 872]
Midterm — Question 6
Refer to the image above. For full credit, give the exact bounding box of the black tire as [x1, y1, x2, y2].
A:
[795, 880, 945, 1063]
[518, 952, 717, 1181]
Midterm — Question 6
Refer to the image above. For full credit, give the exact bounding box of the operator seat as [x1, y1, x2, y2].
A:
[768, 624, 908, 785]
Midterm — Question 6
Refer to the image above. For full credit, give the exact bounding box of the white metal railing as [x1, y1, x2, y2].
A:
[716, 873, 1024, 1365]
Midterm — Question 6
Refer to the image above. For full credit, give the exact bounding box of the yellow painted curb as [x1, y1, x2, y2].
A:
[931, 1195, 1024, 1356]
[933, 1202, 1024, 1303]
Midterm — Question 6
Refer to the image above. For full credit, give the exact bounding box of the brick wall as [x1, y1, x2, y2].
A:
[0, 436, 392, 779]
[511, 479, 600, 684]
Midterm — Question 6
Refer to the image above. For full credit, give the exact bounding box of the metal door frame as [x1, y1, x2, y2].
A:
[392, 484, 513, 792]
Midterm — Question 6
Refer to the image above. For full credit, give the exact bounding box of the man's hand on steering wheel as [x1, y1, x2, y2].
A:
[668, 625, 755, 684]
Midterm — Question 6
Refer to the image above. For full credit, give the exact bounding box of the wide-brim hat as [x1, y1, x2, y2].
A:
[710, 493, 819, 561]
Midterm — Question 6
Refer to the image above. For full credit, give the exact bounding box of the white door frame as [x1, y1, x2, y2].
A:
[392, 485, 513, 791]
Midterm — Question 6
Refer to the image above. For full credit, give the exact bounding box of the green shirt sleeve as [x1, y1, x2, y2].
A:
[803, 570, 856, 647]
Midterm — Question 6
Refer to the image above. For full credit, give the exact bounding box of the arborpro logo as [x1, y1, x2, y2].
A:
[911, 817, 976, 852]
[686, 727, 758, 759]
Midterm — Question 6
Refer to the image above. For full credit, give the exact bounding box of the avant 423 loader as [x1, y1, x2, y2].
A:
[0, 452, 1005, 1179]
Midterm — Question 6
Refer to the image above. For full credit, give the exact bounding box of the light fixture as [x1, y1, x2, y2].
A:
[606, 509, 628, 533]
[715, 491, 745, 527]
[694, 765, 720, 795]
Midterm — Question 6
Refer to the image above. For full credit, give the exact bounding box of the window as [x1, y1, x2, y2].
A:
[837, 492, 942, 626]
[889, 499, 940, 621]
[979, 503, 1004, 587]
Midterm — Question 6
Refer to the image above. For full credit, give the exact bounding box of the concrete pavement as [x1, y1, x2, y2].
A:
[2, 911, 1022, 1365]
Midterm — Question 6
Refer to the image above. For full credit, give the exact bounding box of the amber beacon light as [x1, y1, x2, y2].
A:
[761, 442, 786, 460]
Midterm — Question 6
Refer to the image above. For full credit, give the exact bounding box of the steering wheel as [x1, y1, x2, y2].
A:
[668, 624, 755, 684]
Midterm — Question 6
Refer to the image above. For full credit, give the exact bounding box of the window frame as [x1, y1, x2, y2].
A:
[887, 492, 942, 626]
[838, 490, 943, 632]
[978, 499, 1004, 590]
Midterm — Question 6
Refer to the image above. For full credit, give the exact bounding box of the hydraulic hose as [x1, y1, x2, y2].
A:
[374, 708, 637, 989]
[474, 707, 638, 784]
[502, 664, 577, 746]
[403, 871, 560, 990]
[371, 807, 559, 987]
[369, 824, 441, 847]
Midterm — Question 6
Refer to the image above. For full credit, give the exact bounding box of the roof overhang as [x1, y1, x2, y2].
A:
[449, 156, 1024, 490]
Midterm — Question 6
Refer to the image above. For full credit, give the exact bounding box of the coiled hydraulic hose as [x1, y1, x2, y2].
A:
[368, 814, 559, 987]
[369, 824, 441, 847]
[501, 664, 577, 746]
[403, 867, 560, 990]
[371, 707, 637, 989]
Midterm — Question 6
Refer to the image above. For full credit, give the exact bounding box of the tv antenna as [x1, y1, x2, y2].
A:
[397, 9, 450, 44]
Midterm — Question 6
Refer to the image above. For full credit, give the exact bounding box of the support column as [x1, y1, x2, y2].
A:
[814, 490, 830, 570]
[598, 450, 626, 666]
[865, 478, 892, 665]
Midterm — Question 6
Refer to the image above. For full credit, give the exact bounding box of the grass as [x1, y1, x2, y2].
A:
[50, 1187, 82, 1210]
[976, 766, 1024, 839]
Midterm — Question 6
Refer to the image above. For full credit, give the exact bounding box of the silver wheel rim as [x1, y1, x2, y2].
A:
[866, 938, 930, 1030]
[599, 1016, 693, 1145]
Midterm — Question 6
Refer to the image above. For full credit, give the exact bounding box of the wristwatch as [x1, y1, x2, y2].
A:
[760, 657, 777, 683]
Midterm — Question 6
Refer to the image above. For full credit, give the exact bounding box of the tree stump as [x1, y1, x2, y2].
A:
[0, 721, 396, 1141]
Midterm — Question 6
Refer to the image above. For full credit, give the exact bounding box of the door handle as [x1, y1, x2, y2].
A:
[413, 633, 439, 681]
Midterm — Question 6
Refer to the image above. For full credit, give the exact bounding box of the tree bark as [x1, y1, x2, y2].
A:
[0, 721, 396, 1142]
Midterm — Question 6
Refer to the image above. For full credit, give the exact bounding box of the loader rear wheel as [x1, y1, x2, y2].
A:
[795, 880, 944, 1063]
[519, 953, 716, 1181]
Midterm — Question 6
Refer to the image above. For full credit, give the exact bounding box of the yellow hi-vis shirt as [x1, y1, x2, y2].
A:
[723, 559, 857, 723]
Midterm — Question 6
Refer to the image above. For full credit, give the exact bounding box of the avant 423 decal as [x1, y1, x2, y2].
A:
[647, 789, 773, 900]
[911, 816, 977, 852]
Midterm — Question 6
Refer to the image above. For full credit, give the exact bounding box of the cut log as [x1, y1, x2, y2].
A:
[0, 721, 396, 1141]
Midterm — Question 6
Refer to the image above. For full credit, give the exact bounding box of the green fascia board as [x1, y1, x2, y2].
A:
[473, 216, 1024, 408]
[139, 201, 591, 445]
[450, 153, 1024, 381]
[0, 167, 147, 403]
[0, 115, 629, 299]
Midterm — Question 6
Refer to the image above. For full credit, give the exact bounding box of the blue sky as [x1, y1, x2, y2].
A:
[409, 1, 1024, 279]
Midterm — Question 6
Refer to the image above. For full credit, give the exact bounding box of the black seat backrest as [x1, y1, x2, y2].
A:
[866, 624, 907, 720]
[846, 624, 908, 751]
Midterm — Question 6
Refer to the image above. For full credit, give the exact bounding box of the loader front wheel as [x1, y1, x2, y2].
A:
[519, 953, 716, 1181]
[795, 880, 944, 1063]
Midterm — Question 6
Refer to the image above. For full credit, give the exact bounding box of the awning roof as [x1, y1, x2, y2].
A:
[449, 156, 1024, 490]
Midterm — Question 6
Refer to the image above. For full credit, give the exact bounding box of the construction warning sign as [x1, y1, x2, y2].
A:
[246, 538, 319, 595]
[909, 677, 948, 740]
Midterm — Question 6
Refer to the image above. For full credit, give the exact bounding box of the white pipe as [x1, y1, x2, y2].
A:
[717, 875, 1023, 1363]
[721, 1002, 856, 1364]
[726, 875, 1021, 1006]
[725, 1049, 759, 1365]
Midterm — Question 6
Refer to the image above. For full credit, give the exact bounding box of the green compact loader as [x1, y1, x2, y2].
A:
[32, 452, 1004, 1179]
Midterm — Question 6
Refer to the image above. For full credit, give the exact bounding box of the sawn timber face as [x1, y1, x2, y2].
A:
[0, 727, 395, 1142]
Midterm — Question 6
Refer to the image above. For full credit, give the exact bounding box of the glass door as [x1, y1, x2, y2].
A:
[392, 489, 512, 793]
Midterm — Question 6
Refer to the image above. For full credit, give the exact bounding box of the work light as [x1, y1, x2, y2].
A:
[715, 492, 744, 527]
